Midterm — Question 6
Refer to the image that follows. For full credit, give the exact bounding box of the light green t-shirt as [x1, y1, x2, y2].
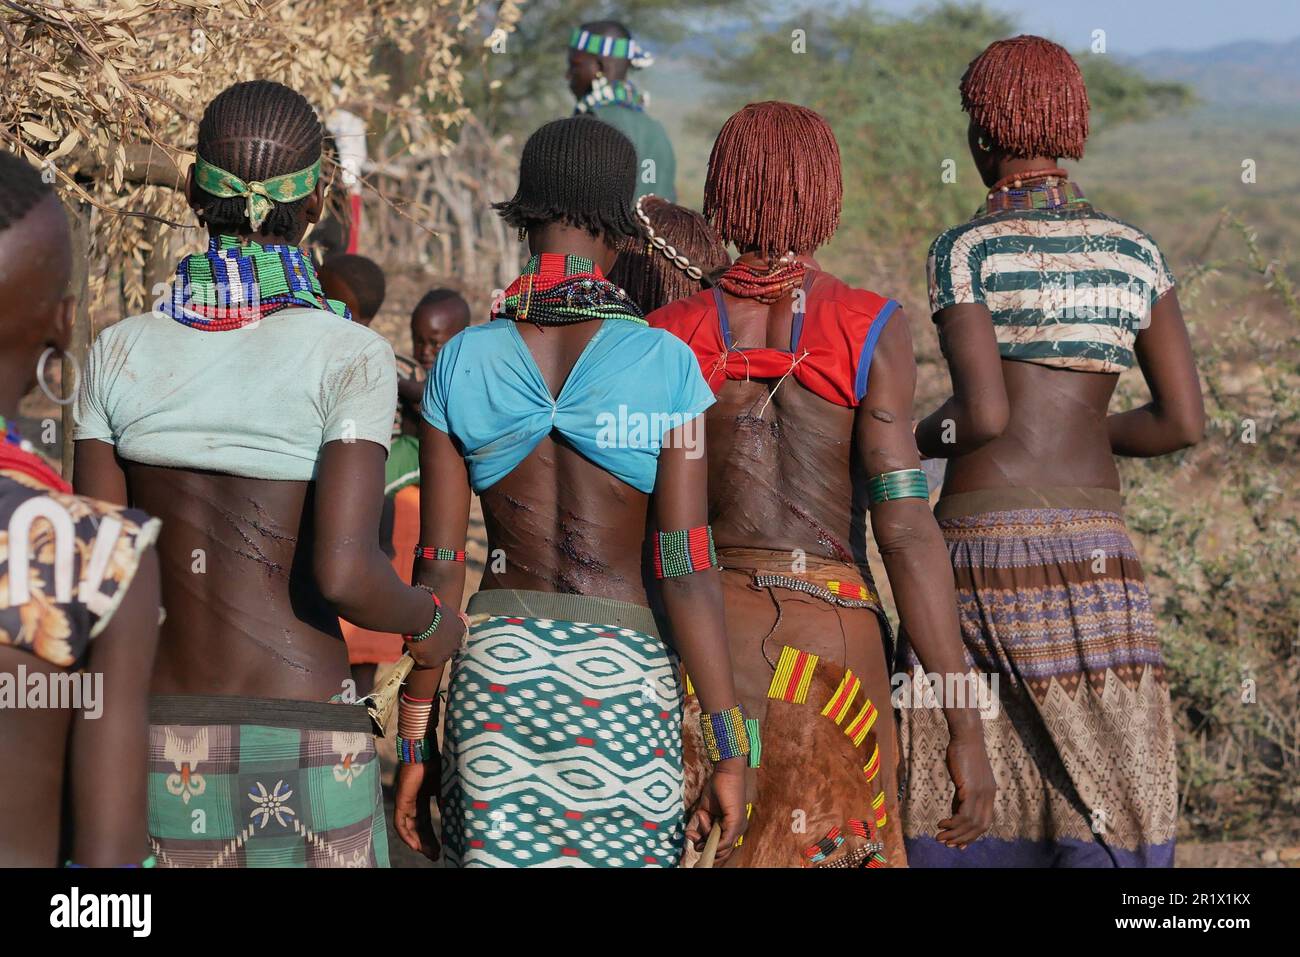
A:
[74, 308, 397, 481]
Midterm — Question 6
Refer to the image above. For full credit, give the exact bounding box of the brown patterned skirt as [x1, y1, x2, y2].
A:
[899, 487, 1177, 867]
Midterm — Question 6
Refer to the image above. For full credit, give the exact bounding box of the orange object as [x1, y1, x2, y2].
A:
[341, 484, 419, 664]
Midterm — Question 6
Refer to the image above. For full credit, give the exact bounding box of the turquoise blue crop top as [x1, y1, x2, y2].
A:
[422, 319, 715, 493]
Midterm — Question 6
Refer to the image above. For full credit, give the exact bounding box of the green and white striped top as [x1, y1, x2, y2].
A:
[927, 203, 1175, 373]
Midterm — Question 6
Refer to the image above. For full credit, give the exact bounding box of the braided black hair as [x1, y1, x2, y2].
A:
[0, 149, 53, 235]
[493, 116, 643, 248]
[194, 80, 323, 238]
[320, 253, 386, 318]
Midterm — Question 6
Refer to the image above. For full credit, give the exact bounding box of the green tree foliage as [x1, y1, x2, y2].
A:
[703, 2, 1194, 278]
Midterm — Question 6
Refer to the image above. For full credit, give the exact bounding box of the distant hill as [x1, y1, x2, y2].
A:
[1130, 36, 1300, 108]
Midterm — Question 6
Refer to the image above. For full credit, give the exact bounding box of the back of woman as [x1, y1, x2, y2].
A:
[907, 36, 1204, 869]
[71, 81, 444, 869]
[394, 116, 748, 868]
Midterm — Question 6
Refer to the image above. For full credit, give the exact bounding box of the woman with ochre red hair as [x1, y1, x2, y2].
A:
[901, 36, 1203, 868]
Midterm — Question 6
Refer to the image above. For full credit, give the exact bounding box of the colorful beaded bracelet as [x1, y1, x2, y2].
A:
[653, 525, 717, 578]
[413, 546, 465, 562]
[699, 705, 750, 763]
[866, 468, 929, 505]
[407, 587, 442, 643]
[396, 735, 433, 764]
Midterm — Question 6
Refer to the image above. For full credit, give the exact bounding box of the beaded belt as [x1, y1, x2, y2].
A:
[750, 573, 880, 609]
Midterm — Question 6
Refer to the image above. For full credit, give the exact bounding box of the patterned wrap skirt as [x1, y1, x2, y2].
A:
[147, 694, 388, 868]
[440, 590, 684, 868]
[899, 487, 1178, 867]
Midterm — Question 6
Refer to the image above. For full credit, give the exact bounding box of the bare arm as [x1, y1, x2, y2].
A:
[313, 438, 440, 637]
[68, 545, 160, 866]
[72, 438, 129, 506]
[654, 425, 746, 860]
[1108, 291, 1205, 456]
[652, 429, 736, 718]
[915, 303, 1009, 458]
[406, 419, 472, 686]
[857, 311, 994, 846]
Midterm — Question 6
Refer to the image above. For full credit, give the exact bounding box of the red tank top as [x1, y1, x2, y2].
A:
[647, 269, 899, 407]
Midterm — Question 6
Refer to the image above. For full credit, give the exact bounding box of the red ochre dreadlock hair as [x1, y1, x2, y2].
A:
[960, 35, 1090, 160]
[704, 101, 843, 258]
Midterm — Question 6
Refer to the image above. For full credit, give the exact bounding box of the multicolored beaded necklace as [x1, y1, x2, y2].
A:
[495, 253, 646, 327]
[981, 168, 1086, 215]
[161, 235, 350, 331]
[718, 257, 807, 304]
[574, 77, 647, 115]
[0, 414, 70, 492]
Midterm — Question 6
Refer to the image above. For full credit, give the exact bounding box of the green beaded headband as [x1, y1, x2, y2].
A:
[568, 28, 654, 68]
[193, 154, 321, 231]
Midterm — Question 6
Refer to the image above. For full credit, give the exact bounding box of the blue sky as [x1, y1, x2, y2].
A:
[868, 0, 1300, 53]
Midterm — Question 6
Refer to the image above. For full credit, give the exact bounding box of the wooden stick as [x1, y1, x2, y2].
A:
[694, 823, 722, 869]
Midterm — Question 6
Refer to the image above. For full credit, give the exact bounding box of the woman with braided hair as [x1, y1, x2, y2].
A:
[902, 36, 1203, 867]
[651, 101, 994, 867]
[609, 194, 730, 314]
[73, 80, 450, 868]
[397, 115, 747, 867]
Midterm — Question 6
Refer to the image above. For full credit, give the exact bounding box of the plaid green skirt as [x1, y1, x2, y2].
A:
[147, 695, 389, 868]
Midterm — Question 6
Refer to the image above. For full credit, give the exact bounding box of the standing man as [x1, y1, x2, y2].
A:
[650, 101, 994, 867]
[566, 19, 677, 201]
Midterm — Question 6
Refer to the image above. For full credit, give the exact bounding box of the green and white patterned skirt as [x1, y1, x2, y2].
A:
[441, 590, 684, 867]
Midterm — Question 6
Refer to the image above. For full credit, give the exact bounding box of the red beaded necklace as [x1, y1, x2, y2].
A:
[0, 415, 70, 493]
[718, 257, 807, 304]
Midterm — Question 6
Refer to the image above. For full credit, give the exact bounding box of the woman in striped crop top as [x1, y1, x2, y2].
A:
[902, 36, 1205, 869]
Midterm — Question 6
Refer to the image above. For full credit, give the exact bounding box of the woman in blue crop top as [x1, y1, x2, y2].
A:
[904, 37, 1205, 869]
[393, 116, 748, 868]
[0, 151, 162, 867]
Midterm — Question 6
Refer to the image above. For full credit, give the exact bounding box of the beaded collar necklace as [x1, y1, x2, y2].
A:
[494, 253, 646, 327]
[981, 168, 1087, 215]
[161, 235, 350, 331]
[574, 78, 647, 115]
[0, 414, 70, 492]
[718, 256, 807, 304]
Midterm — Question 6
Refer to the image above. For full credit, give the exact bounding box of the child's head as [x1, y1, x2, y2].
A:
[319, 254, 386, 325]
[0, 150, 73, 402]
[187, 80, 324, 244]
[411, 289, 470, 370]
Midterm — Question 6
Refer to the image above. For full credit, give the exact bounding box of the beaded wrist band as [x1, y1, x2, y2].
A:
[653, 526, 718, 578]
[699, 705, 750, 763]
[866, 468, 929, 505]
[414, 546, 465, 562]
[406, 587, 442, 643]
[396, 736, 433, 764]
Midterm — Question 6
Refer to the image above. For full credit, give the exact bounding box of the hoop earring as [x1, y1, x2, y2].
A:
[37, 346, 79, 407]
[977, 134, 993, 153]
